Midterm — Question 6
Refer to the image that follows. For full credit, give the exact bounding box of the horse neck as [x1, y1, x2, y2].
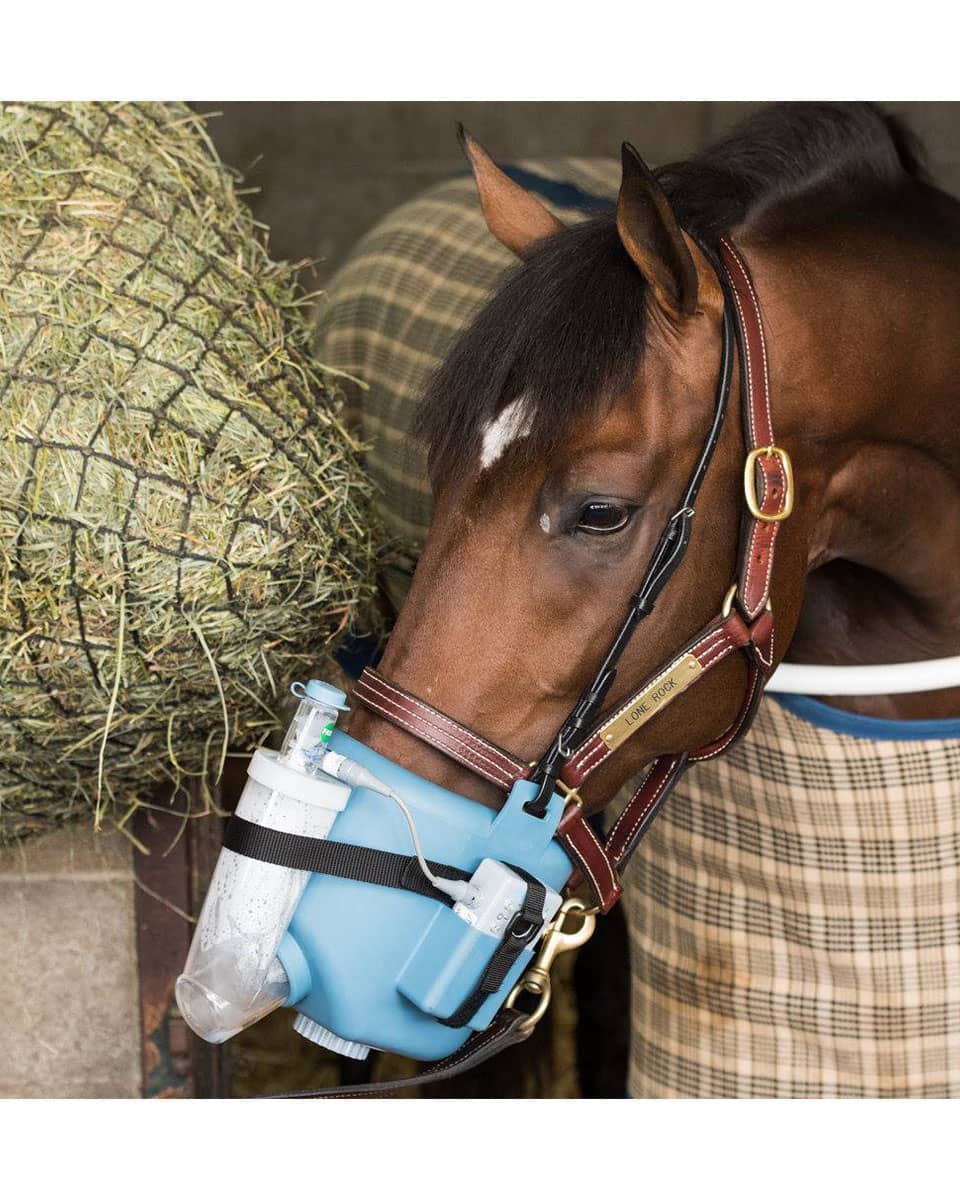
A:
[742, 183, 960, 719]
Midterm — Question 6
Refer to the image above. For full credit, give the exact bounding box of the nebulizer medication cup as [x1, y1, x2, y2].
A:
[176, 682, 350, 1044]
[280, 680, 347, 774]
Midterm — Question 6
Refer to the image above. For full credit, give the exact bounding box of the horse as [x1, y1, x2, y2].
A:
[315, 103, 960, 1097]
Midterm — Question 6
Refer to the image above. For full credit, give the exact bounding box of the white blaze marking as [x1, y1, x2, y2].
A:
[479, 395, 534, 470]
[539, 513, 551, 533]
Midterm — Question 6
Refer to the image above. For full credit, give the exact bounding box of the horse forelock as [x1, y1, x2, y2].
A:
[415, 103, 927, 487]
[415, 214, 648, 486]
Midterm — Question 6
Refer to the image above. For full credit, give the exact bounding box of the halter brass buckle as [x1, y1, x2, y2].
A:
[722, 582, 772, 619]
[506, 897, 597, 1034]
[743, 445, 794, 522]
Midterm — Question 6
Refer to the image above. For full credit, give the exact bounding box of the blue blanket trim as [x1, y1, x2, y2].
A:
[335, 629, 383, 680]
[501, 165, 614, 213]
[456, 164, 614, 214]
[773, 693, 960, 742]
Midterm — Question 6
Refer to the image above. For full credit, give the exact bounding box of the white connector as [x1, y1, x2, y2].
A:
[319, 749, 393, 797]
[453, 859, 563, 936]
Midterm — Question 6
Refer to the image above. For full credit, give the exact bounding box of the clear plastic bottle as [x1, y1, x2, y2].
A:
[280, 680, 347, 776]
[175, 681, 350, 1044]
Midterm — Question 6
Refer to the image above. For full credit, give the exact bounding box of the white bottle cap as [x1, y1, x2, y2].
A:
[291, 679, 350, 710]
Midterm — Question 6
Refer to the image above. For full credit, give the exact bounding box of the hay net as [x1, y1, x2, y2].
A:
[0, 102, 378, 844]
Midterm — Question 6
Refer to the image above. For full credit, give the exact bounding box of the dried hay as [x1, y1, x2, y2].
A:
[0, 102, 378, 844]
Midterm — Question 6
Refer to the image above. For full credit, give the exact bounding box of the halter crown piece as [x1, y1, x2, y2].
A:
[353, 237, 793, 913]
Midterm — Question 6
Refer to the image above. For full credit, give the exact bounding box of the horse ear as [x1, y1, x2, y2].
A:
[616, 142, 719, 321]
[458, 124, 565, 260]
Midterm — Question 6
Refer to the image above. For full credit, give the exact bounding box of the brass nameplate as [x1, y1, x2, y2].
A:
[598, 654, 703, 752]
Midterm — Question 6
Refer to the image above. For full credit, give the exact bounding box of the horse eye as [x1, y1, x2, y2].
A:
[575, 502, 633, 535]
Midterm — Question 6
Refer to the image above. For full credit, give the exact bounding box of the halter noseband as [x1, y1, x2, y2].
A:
[353, 236, 794, 914]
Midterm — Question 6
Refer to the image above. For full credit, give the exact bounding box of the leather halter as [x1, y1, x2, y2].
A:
[353, 237, 792, 915]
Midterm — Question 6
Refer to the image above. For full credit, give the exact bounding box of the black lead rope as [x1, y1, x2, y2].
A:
[525, 270, 736, 818]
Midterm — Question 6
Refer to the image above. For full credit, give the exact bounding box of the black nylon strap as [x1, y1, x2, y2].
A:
[438, 865, 548, 1029]
[223, 816, 471, 906]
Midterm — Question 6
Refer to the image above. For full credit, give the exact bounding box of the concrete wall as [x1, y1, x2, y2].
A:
[203, 102, 960, 281]
[0, 827, 140, 1098]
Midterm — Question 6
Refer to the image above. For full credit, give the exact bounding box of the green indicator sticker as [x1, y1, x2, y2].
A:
[320, 721, 335, 745]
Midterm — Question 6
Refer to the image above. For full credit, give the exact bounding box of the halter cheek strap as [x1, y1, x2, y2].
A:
[353, 236, 792, 915]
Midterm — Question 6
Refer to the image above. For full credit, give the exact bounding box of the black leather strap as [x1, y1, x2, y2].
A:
[265, 1007, 536, 1098]
[524, 274, 735, 817]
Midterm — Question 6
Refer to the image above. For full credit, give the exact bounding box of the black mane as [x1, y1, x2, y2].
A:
[660, 102, 925, 241]
[417, 103, 926, 484]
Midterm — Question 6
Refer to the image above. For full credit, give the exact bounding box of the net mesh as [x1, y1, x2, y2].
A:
[0, 102, 378, 844]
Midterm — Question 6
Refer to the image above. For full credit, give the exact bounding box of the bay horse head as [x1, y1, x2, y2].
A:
[349, 105, 950, 867]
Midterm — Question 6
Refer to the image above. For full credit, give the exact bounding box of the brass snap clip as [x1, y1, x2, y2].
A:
[506, 897, 597, 1034]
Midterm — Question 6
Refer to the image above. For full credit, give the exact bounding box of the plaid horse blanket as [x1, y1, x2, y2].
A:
[627, 696, 960, 1097]
[315, 164, 960, 1097]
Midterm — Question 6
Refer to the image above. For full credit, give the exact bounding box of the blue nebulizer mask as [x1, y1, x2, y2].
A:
[176, 680, 575, 1062]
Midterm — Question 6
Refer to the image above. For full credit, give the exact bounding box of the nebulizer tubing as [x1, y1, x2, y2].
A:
[319, 750, 480, 906]
[285, 684, 476, 900]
